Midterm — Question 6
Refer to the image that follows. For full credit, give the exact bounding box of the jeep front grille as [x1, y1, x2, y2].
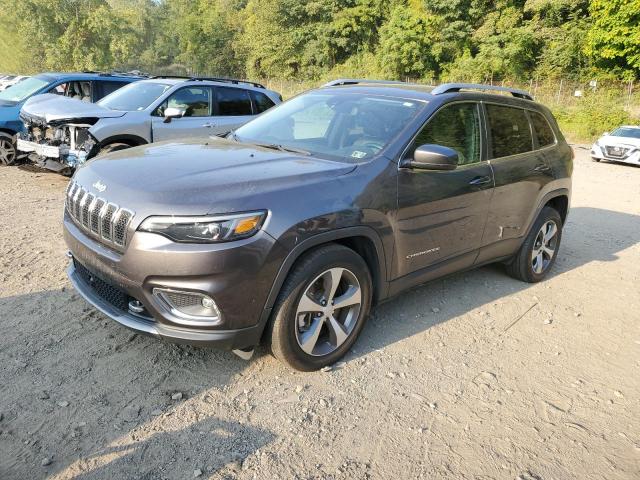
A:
[66, 181, 134, 248]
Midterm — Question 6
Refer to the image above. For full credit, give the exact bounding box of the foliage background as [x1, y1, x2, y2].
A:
[0, 0, 639, 140]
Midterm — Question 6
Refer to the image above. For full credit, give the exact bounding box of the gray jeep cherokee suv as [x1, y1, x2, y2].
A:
[64, 80, 572, 371]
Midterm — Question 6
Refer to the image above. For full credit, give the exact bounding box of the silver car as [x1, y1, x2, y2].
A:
[18, 77, 281, 173]
[591, 125, 640, 166]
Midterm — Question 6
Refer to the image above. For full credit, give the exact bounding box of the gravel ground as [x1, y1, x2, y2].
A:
[0, 148, 639, 480]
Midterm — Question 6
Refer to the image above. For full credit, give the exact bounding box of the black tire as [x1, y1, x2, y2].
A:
[0, 132, 17, 166]
[269, 244, 372, 371]
[97, 142, 131, 157]
[592, 157, 601, 162]
[506, 206, 563, 283]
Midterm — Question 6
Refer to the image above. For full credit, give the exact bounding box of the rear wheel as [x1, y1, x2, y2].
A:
[269, 244, 372, 371]
[0, 132, 17, 166]
[506, 206, 562, 283]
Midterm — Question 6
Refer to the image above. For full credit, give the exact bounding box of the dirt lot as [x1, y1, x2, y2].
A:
[0, 147, 639, 480]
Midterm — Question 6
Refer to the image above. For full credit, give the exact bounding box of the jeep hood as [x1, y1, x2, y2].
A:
[72, 138, 357, 221]
[21, 94, 125, 124]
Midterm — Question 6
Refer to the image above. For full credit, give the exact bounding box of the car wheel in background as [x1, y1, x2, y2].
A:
[97, 142, 131, 157]
[269, 244, 372, 371]
[0, 132, 17, 165]
[506, 206, 563, 283]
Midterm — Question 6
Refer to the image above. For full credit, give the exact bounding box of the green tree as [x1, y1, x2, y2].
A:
[586, 0, 640, 78]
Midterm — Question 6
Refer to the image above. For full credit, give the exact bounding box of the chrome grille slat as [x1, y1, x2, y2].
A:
[65, 181, 134, 249]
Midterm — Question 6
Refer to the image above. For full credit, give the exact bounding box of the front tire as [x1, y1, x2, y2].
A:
[269, 244, 372, 371]
[592, 156, 601, 162]
[506, 206, 563, 283]
[0, 132, 17, 166]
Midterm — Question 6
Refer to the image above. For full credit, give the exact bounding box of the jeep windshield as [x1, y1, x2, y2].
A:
[233, 92, 424, 162]
[0, 77, 50, 105]
[97, 82, 172, 111]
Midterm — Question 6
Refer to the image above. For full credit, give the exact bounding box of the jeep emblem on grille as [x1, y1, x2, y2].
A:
[93, 181, 107, 193]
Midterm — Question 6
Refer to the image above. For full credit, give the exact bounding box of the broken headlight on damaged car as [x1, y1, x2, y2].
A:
[138, 211, 267, 243]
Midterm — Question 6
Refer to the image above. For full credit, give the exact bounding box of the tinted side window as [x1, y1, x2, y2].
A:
[252, 91, 275, 113]
[157, 87, 212, 117]
[411, 103, 482, 166]
[486, 105, 533, 158]
[530, 111, 556, 148]
[216, 87, 252, 116]
[96, 81, 128, 100]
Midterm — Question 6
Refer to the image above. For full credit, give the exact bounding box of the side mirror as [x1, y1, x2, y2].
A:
[602, 131, 610, 136]
[403, 144, 459, 171]
[163, 107, 186, 123]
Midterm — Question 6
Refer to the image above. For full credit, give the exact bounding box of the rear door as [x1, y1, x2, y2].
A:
[395, 102, 494, 277]
[482, 104, 555, 246]
[210, 86, 255, 134]
[151, 86, 215, 141]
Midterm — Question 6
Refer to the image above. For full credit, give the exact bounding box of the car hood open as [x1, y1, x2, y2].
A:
[20, 94, 126, 125]
[71, 137, 357, 222]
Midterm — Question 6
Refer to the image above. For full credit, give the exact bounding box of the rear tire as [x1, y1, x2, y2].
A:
[269, 244, 372, 371]
[506, 206, 563, 283]
[0, 132, 17, 166]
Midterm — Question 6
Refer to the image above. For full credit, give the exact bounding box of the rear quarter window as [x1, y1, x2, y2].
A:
[252, 91, 275, 114]
[486, 104, 533, 158]
[530, 111, 556, 147]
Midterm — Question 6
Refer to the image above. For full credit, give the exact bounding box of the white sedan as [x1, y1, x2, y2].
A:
[591, 126, 640, 166]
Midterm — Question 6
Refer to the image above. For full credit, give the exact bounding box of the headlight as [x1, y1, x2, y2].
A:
[138, 211, 267, 243]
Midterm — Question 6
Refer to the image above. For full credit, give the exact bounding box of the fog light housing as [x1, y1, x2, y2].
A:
[153, 288, 222, 325]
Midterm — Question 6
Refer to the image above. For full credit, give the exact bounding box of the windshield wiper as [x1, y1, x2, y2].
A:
[253, 142, 311, 156]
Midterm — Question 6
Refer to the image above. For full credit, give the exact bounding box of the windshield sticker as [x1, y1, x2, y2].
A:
[351, 151, 367, 159]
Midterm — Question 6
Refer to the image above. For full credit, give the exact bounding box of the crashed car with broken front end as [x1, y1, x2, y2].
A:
[17, 77, 282, 174]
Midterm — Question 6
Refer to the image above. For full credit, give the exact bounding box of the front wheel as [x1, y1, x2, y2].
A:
[592, 156, 601, 162]
[506, 206, 563, 283]
[0, 132, 17, 166]
[269, 244, 372, 371]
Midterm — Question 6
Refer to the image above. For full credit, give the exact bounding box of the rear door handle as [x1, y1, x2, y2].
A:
[469, 175, 492, 186]
[202, 123, 216, 128]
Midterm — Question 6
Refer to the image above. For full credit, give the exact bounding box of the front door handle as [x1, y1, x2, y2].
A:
[533, 164, 552, 173]
[469, 175, 492, 186]
[202, 123, 216, 128]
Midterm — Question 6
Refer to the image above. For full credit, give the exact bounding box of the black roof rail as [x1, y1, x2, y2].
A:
[323, 78, 414, 87]
[189, 77, 266, 89]
[81, 70, 147, 78]
[431, 83, 534, 100]
[150, 75, 266, 89]
[151, 75, 192, 80]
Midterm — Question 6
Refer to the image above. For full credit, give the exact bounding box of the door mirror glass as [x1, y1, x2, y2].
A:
[163, 107, 186, 123]
[406, 144, 459, 170]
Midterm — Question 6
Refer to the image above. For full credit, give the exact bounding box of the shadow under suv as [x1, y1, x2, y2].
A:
[63, 80, 573, 371]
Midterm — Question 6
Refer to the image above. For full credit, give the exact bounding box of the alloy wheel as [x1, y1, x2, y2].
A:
[295, 267, 362, 357]
[531, 220, 558, 274]
[0, 138, 16, 165]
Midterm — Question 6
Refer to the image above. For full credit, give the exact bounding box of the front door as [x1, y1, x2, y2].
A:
[395, 102, 494, 278]
[151, 86, 216, 141]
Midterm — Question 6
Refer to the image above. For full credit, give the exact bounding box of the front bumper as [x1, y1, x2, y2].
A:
[591, 143, 640, 165]
[17, 138, 88, 169]
[64, 213, 287, 349]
